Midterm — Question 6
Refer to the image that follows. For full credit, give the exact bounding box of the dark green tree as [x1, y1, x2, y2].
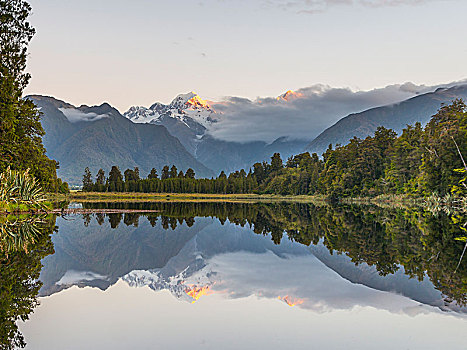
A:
[148, 168, 158, 179]
[252, 162, 266, 184]
[270, 153, 283, 173]
[0, 0, 62, 191]
[161, 166, 170, 180]
[421, 99, 467, 195]
[170, 165, 178, 178]
[185, 168, 195, 179]
[386, 122, 424, 194]
[134, 167, 140, 181]
[82, 167, 93, 191]
[124, 168, 135, 182]
[108, 166, 123, 191]
[109, 166, 123, 182]
[96, 169, 106, 185]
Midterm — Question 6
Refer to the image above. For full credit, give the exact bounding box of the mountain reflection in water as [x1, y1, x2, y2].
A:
[40, 202, 467, 311]
[2, 201, 467, 349]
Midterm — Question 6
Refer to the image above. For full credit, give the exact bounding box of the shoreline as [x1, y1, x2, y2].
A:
[47, 192, 423, 207]
[51, 192, 329, 202]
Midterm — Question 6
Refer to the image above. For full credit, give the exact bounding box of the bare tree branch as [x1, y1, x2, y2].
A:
[452, 137, 467, 172]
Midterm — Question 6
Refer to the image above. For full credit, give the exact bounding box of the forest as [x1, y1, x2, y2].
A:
[82, 99, 467, 199]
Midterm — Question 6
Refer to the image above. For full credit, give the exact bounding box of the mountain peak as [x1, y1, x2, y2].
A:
[170, 92, 210, 110]
[170, 92, 197, 108]
[277, 90, 304, 101]
[185, 94, 211, 110]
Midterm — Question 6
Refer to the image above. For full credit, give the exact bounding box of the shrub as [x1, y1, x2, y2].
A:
[0, 167, 47, 210]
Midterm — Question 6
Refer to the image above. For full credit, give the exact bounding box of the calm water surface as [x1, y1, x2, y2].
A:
[4, 202, 467, 349]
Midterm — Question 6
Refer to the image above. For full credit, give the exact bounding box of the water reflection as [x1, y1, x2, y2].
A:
[40, 202, 467, 311]
[3, 202, 467, 349]
[0, 215, 55, 349]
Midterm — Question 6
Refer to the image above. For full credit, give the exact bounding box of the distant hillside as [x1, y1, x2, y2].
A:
[306, 85, 467, 156]
[29, 95, 213, 185]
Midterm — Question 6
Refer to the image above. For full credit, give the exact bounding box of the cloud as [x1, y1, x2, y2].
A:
[265, 0, 448, 14]
[57, 270, 108, 285]
[59, 107, 110, 123]
[207, 80, 466, 143]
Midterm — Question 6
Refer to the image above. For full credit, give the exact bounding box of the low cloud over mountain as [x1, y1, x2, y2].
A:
[208, 80, 465, 143]
[58, 108, 110, 123]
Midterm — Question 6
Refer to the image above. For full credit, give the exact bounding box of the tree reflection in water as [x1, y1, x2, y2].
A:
[83, 202, 467, 306]
[0, 215, 56, 349]
[2, 201, 467, 349]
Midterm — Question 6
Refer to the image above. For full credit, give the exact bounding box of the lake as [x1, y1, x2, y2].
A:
[2, 202, 467, 349]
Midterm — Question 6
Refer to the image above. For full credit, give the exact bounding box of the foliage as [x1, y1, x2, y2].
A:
[82, 167, 93, 192]
[0, 214, 55, 349]
[0, 214, 50, 255]
[420, 99, 467, 196]
[82, 165, 257, 195]
[0, 167, 48, 210]
[0, 0, 66, 192]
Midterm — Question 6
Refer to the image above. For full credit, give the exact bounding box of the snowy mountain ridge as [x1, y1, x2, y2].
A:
[124, 92, 218, 133]
[122, 259, 216, 304]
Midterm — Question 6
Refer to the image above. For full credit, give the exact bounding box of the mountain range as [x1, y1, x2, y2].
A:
[29, 83, 467, 185]
[29, 95, 213, 184]
[123, 92, 310, 175]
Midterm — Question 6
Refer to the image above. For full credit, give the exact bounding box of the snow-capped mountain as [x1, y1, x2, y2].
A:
[276, 90, 304, 101]
[123, 91, 311, 173]
[123, 263, 215, 304]
[124, 92, 218, 131]
[124, 92, 219, 155]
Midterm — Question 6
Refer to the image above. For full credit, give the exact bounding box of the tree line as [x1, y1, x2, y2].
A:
[83, 100, 467, 198]
[82, 164, 258, 194]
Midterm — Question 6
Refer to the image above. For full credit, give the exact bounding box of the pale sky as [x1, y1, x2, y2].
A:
[25, 0, 467, 112]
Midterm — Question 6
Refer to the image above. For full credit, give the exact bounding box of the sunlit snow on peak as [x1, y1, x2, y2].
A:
[277, 90, 304, 101]
[123, 91, 218, 131]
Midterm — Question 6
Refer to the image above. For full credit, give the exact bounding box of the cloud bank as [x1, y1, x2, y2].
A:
[208, 80, 466, 143]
